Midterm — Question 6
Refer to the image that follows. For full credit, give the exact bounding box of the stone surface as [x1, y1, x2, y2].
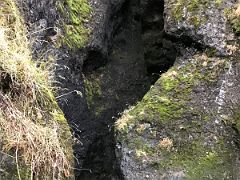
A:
[14, 0, 240, 179]
[116, 52, 240, 179]
[115, 1, 240, 179]
[164, 0, 237, 56]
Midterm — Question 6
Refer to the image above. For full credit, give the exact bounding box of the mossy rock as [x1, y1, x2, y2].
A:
[165, 0, 238, 55]
[116, 53, 239, 179]
[57, 0, 92, 49]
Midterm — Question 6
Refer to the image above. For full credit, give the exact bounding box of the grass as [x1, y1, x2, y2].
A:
[0, 0, 73, 179]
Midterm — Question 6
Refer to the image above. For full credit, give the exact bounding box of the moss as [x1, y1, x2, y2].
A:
[116, 54, 231, 177]
[205, 48, 218, 57]
[94, 106, 106, 117]
[57, 0, 92, 49]
[215, 0, 223, 7]
[172, 0, 209, 23]
[172, 0, 186, 21]
[189, 16, 201, 27]
[52, 109, 67, 123]
[155, 138, 234, 179]
[84, 76, 102, 109]
[186, 144, 232, 179]
[124, 55, 225, 127]
[0, 165, 31, 180]
[133, 131, 229, 174]
[18, 166, 32, 180]
[171, 0, 224, 27]
[186, 152, 228, 179]
[228, 109, 240, 132]
[128, 137, 156, 159]
[124, 128, 234, 178]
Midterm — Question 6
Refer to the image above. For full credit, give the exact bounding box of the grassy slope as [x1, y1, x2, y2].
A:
[0, 0, 73, 179]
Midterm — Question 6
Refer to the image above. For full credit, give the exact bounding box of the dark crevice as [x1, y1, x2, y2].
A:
[0, 72, 12, 94]
[163, 32, 205, 51]
[82, 50, 107, 74]
[77, 0, 178, 179]
[141, 0, 176, 82]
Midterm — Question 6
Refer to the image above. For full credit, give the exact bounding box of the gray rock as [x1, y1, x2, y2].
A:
[164, 0, 237, 56]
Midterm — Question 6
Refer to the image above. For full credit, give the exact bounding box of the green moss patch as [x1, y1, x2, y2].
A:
[171, 0, 224, 27]
[159, 140, 234, 179]
[115, 53, 235, 178]
[57, 0, 92, 49]
[116, 54, 226, 131]
[84, 75, 103, 116]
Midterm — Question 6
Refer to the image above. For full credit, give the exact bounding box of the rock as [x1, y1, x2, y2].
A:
[13, 0, 240, 179]
[164, 0, 237, 56]
[18, 0, 127, 177]
[116, 52, 240, 179]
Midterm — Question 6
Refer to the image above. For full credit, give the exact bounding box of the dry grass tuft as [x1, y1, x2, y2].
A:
[157, 137, 173, 151]
[235, 4, 240, 17]
[0, 94, 71, 178]
[115, 107, 134, 131]
[0, 0, 73, 178]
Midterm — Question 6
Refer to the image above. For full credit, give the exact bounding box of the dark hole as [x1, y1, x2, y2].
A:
[38, 11, 44, 19]
[46, 27, 57, 36]
[0, 72, 12, 93]
[82, 50, 107, 74]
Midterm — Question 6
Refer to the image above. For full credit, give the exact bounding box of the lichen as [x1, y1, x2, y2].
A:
[57, 0, 92, 49]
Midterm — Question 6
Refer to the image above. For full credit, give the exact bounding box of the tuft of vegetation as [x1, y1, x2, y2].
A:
[225, 4, 240, 35]
[0, 0, 73, 179]
[84, 76, 102, 109]
[57, 0, 92, 49]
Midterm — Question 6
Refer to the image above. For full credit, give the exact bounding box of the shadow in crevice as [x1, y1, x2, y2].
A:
[141, 0, 177, 83]
[78, 0, 177, 179]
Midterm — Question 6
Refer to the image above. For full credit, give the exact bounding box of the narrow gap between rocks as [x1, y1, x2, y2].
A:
[78, 0, 176, 179]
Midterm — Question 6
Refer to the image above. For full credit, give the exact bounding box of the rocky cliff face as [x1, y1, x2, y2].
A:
[10, 0, 240, 179]
[116, 0, 240, 179]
